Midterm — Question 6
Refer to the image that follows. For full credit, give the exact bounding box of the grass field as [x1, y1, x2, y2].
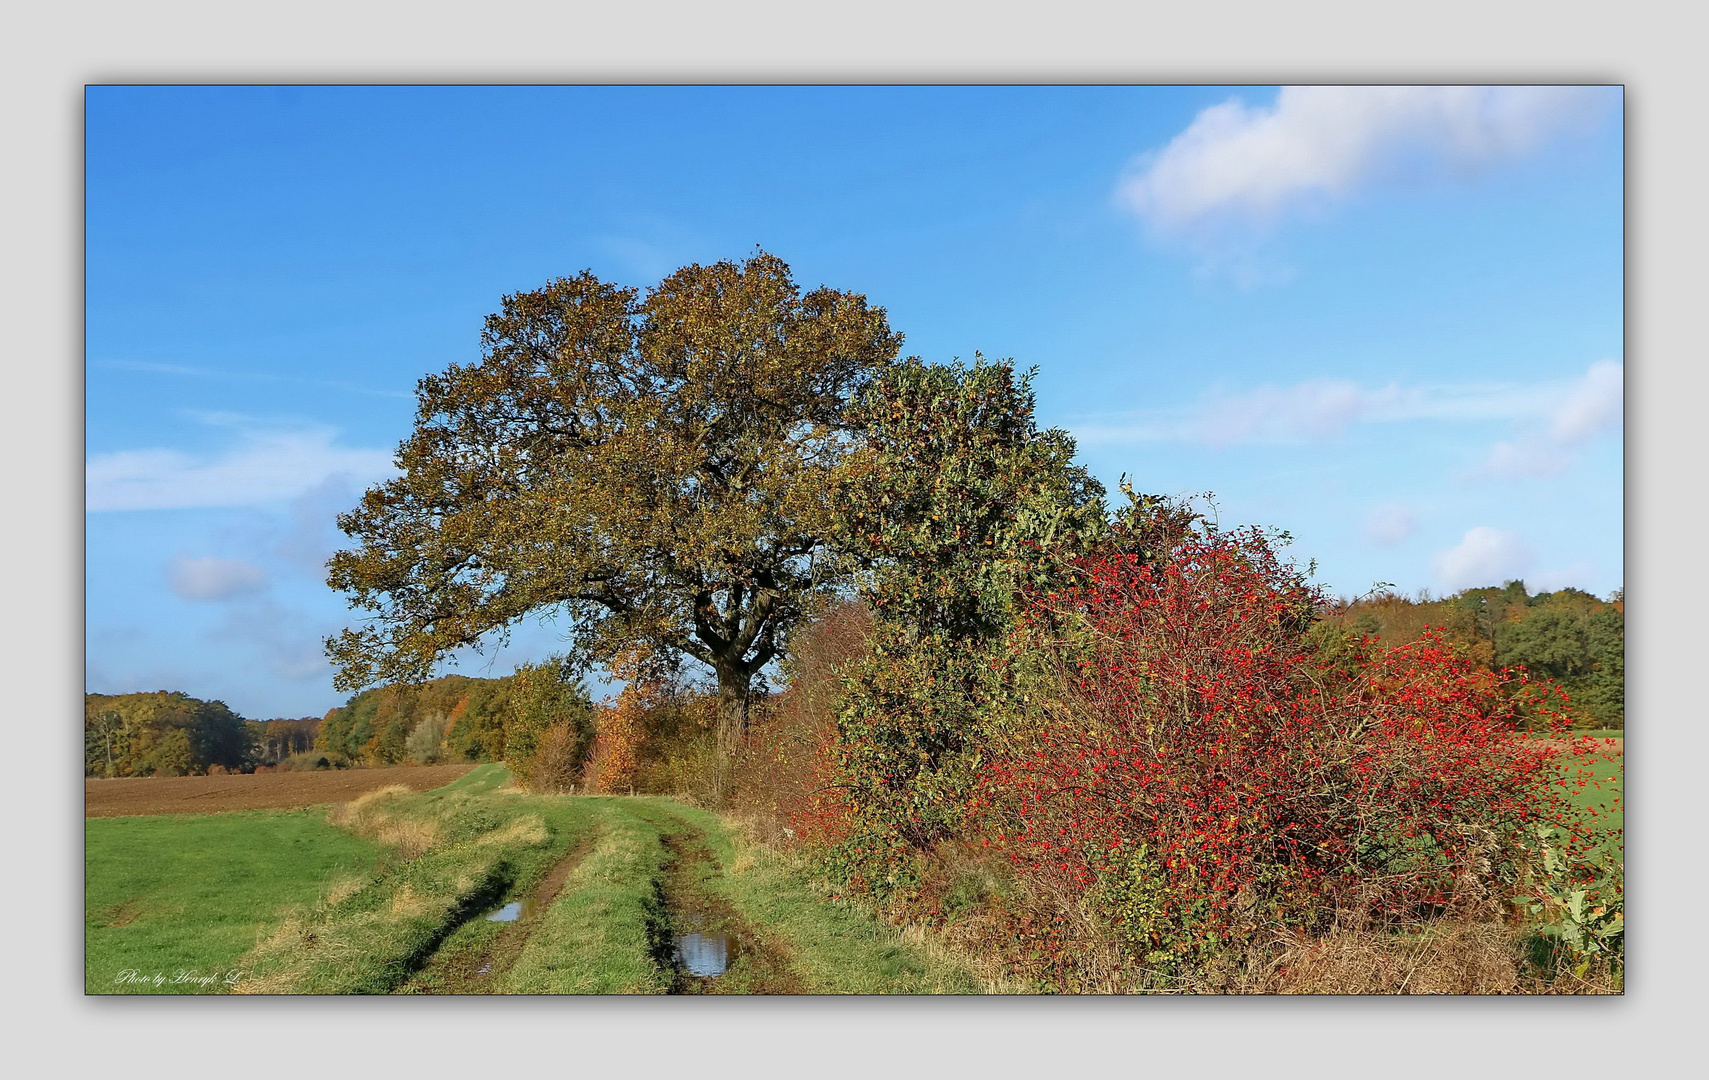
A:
[86, 809, 385, 994]
[1565, 740, 1624, 869]
[87, 764, 981, 994]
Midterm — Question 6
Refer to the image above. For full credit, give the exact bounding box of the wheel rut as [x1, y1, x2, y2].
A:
[405, 828, 600, 994]
[641, 810, 804, 995]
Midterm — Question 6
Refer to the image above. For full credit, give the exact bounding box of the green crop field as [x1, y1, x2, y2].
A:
[86, 808, 386, 994]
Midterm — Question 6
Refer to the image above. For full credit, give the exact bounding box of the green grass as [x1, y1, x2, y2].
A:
[89, 768, 991, 995]
[86, 809, 384, 994]
[1565, 743, 1623, 868]
[235, 772, 592, 993]
[435, 761, 516, 794]
[499, 799, 675, 994]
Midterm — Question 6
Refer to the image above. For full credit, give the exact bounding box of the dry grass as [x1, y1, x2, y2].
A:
[1249, 922, 1522, 994]
[323, 785, 446, 857]
[475, 815, 549, 849]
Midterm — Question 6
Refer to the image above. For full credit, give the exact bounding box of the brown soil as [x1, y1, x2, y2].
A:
[103, 900, 143, 928]
[84, 764, 478, 817]
[407, 829, 601, 994]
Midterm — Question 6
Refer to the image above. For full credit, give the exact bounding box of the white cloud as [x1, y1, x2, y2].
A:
[1119, 86, 1607, 236]
[1549, 359, 1623, 444]
[87, 424, 397, 512]
[1472, 360, 1622, 478]
[167, 555, 268, 601]
[1433, 526, 1533, 592]
[209, 598, 338, 683]
[98, 359, 412, 400]
[275, 473, 365, 579]
[1365, 504, 1418, 547]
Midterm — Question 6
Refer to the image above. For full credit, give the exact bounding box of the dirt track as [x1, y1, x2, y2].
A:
[84, 764, 478, 817]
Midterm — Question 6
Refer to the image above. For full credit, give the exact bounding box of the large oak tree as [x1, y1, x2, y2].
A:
[326, 252, 902, 752]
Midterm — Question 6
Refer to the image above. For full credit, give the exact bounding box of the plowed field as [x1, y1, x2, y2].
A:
[85, 764, 479, 817]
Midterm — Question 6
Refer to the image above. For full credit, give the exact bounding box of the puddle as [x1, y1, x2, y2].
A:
[487, 901, 524, 922]
[674, 931, 733, 977]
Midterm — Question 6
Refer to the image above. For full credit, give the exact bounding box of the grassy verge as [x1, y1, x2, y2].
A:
[86, 809, 385, 994]
[1565, 742, 1623, 870]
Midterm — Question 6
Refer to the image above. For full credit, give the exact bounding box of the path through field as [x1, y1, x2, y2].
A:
[150, 767, 988, 995]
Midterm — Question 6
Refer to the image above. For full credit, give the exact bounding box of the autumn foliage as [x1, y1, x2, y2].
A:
[976, 528, 1598, 962]
[583, 648, 655, 794]
[796, 504, 1614, 987]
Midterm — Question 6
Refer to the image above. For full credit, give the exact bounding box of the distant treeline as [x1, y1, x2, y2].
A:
[85, 691, 244, 777]
[249, 717, 321, 765]
[1320, 581, 1623, 728]
[84, 691, 321, 777]
[314, 672, 571, 767]
[86, 672, 588, 778]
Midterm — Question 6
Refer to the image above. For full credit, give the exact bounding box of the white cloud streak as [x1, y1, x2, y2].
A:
[1119, 86, 1608, 237]
[87, 424, 397, 512]
[1071, 375, 1570, 449]
[99, 359, 412, 400]
[1365, 504, 1419, 547]
[1473, 360, 1622, 478]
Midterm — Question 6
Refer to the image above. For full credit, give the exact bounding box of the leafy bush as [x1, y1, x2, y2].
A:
[527, 723, 590, 794]
[971, 524, 1600, 979]
[731, 601, 874, 843]
[811, 356, 1107, 902]
[584, 649, 651, 795]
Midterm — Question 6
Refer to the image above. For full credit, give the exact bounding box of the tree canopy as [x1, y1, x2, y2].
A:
[326, 252, 902, 748]
[85, 691, 252, 777]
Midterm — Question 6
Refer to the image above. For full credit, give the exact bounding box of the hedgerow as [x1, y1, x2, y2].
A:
[801, 490, 1616, 988]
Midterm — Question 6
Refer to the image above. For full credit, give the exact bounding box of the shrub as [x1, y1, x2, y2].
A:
[526, 723, 588, 794]
[811, 358, 1109, 903]
[733, 601, 873, 843]
[971, 525, 1599, 978]
[584, 648, 651, 794]
[585, 706, 644, 794]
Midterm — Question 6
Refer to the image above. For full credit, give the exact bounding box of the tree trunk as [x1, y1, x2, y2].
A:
[714, 666, 751, 758]
[710, 664, 753, 810]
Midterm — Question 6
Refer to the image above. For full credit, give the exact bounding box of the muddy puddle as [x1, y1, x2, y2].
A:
[486, 900, 529, 923]
[672, 917, 736, 977]
[648, 823, 802, 994]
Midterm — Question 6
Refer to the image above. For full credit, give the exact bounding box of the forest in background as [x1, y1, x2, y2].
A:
[1320, 582, 1624, 729]
[85, 574, 1622, 781]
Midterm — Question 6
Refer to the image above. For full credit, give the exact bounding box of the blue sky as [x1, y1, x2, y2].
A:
[85, 85, 1624, 719]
